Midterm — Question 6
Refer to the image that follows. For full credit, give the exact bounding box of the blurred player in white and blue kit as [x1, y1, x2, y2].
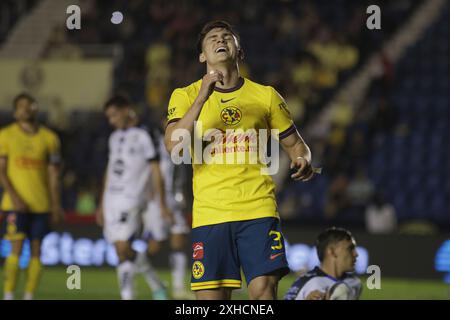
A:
[284, 227, 362, 300]
[143, 115, 191, 299]
[96, 95, 173, 300]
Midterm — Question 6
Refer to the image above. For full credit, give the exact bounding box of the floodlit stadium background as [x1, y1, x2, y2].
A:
[0, 0, 449, 299]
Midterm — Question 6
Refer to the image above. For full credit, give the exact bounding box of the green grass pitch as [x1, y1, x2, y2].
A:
[0, 267, 448, 300]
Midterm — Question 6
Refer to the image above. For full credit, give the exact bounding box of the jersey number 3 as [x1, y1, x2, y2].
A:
[269, 230, 283, 250]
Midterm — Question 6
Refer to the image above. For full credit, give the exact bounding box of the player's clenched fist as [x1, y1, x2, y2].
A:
[290, 156, 314, 182]
[197, 70, 224, 104]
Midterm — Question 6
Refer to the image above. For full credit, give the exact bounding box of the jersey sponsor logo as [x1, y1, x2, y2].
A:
[193, 242, 204, 260]
[192, 261, 205, 279]
[220, 106, 242, 125]
[220, 97, 236, 103]
[112, 159, 125, 176]
[14, 157, 45, 169]
[206, 128, 257, 145]
[119, 212, 128, 223]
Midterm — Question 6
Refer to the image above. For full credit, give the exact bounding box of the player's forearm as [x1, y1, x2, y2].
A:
[292, 140, 312, 163]
[0, 173, 19, 198]
[0, 161, 21, 200]
[98, 171, 107, 205]
[282, 133, 312, 164]
[48, 165, 61, 208]
[165, 98, 205, 153]
[151, 163, 168, 207]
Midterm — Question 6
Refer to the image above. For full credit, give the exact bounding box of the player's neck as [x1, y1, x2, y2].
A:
[207, 64, 241, 90]
[320, 263, 343, 280]
[17, 120, 38, 134]
[124, 117, 138, 129]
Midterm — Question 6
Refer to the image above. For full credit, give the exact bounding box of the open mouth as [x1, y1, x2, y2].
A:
[215, 47, 227, 53]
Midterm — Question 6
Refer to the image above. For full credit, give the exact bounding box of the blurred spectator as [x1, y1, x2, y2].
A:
[369, 95, 398, 135]
[345, 129, 370, 169]
[325, 173, 349, 220]
[365, 193, 397, 234]
[44, 27, 83, 59]
[145, 41, 171, 109]
[346, 168, 375, 207]
[307, 27, 359, 89]
[47, 96, 69, 132]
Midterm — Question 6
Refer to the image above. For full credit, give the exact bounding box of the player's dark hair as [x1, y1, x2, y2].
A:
[13, 92, 35, 110]
[103, 94, 132, 111]
[316, 227, 354, 262]
[197, 20, 243, 59]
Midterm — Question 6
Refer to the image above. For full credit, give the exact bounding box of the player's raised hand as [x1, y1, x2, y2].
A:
[197, 70, 224, 103]
[290, 156, 315, 182]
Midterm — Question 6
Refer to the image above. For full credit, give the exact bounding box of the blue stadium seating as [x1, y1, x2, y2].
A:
[367, 3, 450, 225]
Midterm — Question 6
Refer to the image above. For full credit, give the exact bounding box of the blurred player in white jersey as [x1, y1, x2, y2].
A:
[143, 115, 191, 299]
[284, 227, 362, 300]
[96, 95, 173, 300]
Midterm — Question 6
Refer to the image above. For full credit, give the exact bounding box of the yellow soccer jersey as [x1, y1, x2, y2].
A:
[167, 77, 296, 228]
[0, 123, 61, 213]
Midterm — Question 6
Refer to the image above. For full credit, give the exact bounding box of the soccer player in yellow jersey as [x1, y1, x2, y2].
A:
[0, 93, 62, 300]
[165, 21, 316, 300]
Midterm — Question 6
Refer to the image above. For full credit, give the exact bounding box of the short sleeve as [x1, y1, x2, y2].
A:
[142, 131, 158, 161]
[268, 87, 296, 140]
[167, 88, 191, 124]
[47, 131, 61, 164]
[0, 130, 8, 157]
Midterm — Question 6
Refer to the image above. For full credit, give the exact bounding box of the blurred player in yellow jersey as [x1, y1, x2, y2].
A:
[165, 21, 316, 300]
[0, 93, 62, 300]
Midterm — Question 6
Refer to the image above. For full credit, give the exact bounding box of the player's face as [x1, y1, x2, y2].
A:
[200, 28, 240, 65]
[14, 98, 37, 122]
[105, 106, 128, 130]
[335, 238, 358, 273]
